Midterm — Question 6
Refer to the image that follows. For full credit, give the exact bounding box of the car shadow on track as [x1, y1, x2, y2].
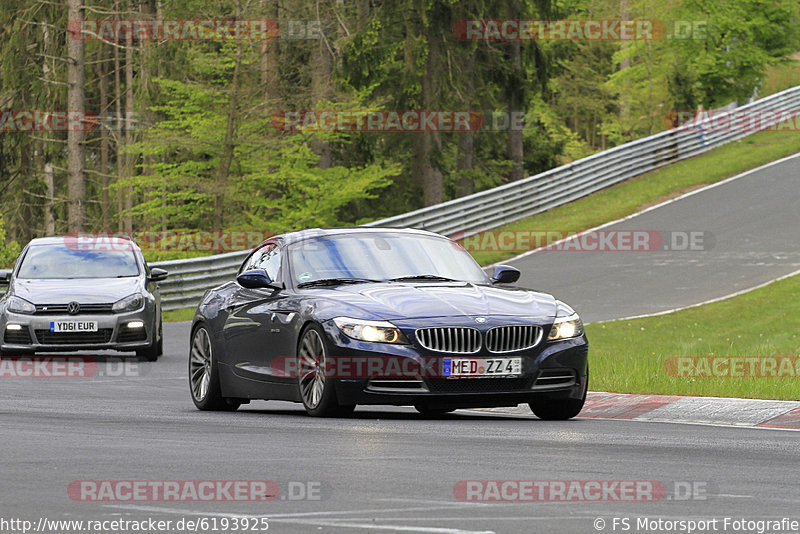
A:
[230, 406, 540, 422]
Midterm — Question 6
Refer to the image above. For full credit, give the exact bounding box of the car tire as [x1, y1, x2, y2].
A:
[136, 319, 162, 362]
[189, 325, 241, 411]
[414, 405, 455, 417]
[529, 369, 588, 421]
[297, 323, 356, 417]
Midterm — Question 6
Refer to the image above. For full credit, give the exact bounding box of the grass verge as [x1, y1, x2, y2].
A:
[162, 307, 196, 323]
[585, 273, 800, 401]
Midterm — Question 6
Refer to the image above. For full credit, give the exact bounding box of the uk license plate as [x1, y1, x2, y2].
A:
[442, 357, 522, 377]
[49, 321, 98, 333]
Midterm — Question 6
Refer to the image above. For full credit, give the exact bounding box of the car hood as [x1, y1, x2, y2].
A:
[310, 282, 557, 321]
[12, 277, 141, 304]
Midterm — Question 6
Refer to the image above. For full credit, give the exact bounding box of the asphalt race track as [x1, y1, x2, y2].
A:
[506, 154, 800, 322]
[3, 155, 800, 533]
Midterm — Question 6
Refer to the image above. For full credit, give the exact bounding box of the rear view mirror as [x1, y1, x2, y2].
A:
[237, 269, 281, 290]
[491, 265, 520, 284]
[0, 269, 10, 286]
[149, 268, 169, 282]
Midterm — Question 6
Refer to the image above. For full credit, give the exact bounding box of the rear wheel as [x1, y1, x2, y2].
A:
[297, 324, 355, 417]
[189, 325, 240, 411]
[529, 369, 588, 421]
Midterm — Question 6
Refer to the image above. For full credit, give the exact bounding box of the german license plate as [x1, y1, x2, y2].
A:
[49, 321, 98, 333]
[442, 357, 522, 377]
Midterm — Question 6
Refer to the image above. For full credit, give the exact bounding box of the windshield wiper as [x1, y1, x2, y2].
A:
[388, 274, 458, 282]
[296, 277, 381, 288]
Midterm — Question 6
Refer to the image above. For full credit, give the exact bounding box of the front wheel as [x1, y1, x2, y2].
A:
[189, 325, 240, 411]
[529, 371, 588, 421]
[137, 319, 163, 362]
[297, 324, 355, 417]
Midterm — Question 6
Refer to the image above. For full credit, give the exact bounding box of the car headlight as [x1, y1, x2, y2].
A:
[548, 313, 583, 341]
[112, 293, 144, 313]
[332, 317, 407, 344]
[8, 296, 35, 315]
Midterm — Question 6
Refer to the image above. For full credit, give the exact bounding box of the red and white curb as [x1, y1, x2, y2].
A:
[472, 392, 800, 430]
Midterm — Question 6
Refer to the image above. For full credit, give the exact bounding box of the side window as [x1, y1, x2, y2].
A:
[241, 244, 282, 282]
[253, 245, 282, 282]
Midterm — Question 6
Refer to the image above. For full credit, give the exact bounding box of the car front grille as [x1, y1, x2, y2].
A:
[426, 377, 533, 393]
[415, 327, 481, 353]
[34, 329, 113, 345]
[4, 327, 33, 345]
[486, 325, 543, 353]
[34, 303, 115, 315]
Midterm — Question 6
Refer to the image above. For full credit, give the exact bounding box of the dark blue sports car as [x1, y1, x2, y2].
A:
[189, 228, 588, 418]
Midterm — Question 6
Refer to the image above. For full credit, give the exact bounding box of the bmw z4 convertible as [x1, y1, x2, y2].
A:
[189, 228, 588, 418]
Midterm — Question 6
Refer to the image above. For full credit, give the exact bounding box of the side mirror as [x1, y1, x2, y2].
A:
[148, 268, 169, 282]
[491, 265, 520, 284]
[237, 268, 281, 290]
[0, 269, 10, 286]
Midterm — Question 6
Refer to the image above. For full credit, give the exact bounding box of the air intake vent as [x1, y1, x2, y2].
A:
[532, 369, 577, 389]
[486, 325, 543, 353]
[35, 303, 114, 315]
[35, 329, 113, 345]
[415, 327, 481, 353]
[4, 327, 32, 345]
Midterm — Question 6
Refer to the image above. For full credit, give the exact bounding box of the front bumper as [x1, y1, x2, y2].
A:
[320, 319, 588, 408]
[1, 309, 153, 353]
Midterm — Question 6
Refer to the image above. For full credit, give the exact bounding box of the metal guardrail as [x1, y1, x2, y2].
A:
[3, 87, 798, 309]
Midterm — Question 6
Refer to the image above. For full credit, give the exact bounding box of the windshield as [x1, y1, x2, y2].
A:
[17, 244, 140, 279]
[287, 233, 488, 285]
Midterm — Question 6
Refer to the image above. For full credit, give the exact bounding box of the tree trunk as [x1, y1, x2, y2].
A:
[260, 0, 279, 103]
[310, 1, 334, 170]
[455, 132, 474, 198]
[414, 15, 442, 207]
[456, 51, 476, 198]
[96, 47, 110, 231]
[67, 0, 86, 231]
[214, 39, 243, 229]
[44, 162, 55, 235]
[507, 8, 524, 182]
[114, 16, 124, 232]
[124, 6, 134, 234]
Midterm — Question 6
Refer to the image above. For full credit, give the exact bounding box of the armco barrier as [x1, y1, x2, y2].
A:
[2, 86, 799, 310]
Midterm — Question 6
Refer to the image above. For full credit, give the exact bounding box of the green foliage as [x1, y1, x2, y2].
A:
[0, 216, 21, 268]
[0, 0, 798, 244]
